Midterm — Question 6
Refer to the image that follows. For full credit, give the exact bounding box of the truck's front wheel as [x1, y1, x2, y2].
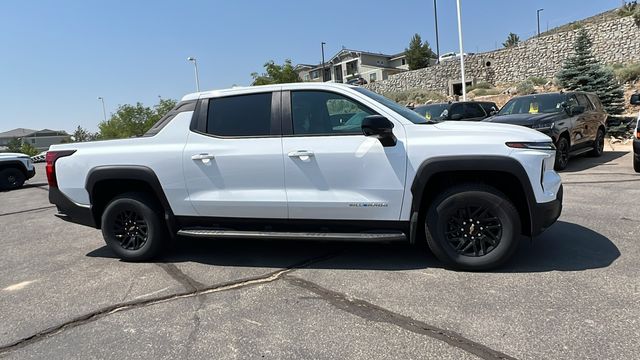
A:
[425, 184, 521, 271]
[0, 168, 26, 190]
[101, 193, 167, 261]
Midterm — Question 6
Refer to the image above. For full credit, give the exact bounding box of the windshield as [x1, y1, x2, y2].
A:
[498, 93, 567, 115]
[414, 104, 449, 121]
[354, 87, 428, 124]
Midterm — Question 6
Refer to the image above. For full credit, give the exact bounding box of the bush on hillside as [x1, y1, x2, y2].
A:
[384, 89, 446, 104]
[516, 81, 535, 95]
[612, 62, 640, 82]
[527, 77, 548, 86]
[467, 81, 493, 91]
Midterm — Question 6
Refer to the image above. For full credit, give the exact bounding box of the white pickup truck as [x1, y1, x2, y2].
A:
[47, 83, 563, 270]
[0, 152, 36, 190]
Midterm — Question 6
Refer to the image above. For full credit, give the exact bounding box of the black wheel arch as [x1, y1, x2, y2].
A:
[0, 161, 29, 177]
[410, 156, 538, 237]
[85, 165, 176, 233]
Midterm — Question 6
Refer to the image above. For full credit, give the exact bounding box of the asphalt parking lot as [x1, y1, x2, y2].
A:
[1, 145, 638, 360]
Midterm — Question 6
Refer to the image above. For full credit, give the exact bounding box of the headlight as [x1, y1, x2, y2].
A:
[531, 122, 554, 130]
[506, 141, 556, 150]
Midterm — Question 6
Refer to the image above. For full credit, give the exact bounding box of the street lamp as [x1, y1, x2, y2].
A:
[97, 96, 107, 122]
[187, 57, 201, 92]
[321, 42, 326, 82]
[537, 9, 544, 37]
[433, 0, 440, 64]
[455, 0, 467, 101]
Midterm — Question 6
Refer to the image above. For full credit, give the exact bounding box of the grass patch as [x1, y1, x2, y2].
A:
[612, 62, 640, 83]
[472, 88, 502, 96]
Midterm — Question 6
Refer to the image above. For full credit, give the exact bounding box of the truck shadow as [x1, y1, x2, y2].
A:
[87, 221, 620, 273]
[561, 151, 628, 173]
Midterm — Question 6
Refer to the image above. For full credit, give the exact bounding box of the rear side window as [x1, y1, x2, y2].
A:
[207, 93, 272, 137]
[586, 94, 603, 111]
[575, 93, 594, 111]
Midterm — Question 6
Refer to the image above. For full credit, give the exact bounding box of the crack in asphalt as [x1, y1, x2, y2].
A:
[156, 263, 206, 292]
[0, 205, 56, 217]
[285, 275, 517, 360]
[0, 252, 337, 355]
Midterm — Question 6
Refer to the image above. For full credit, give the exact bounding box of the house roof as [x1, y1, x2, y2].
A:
[0, 128, 68, 139]
[0, 128, 38, 138]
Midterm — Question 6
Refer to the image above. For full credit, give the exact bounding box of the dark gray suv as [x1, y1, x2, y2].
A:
[485, 92, 607, 170]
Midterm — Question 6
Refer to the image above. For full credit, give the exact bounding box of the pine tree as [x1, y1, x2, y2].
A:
[502, 33, 520, 48]
[556, 29, 624, 114]
[405, 34, 435, 70]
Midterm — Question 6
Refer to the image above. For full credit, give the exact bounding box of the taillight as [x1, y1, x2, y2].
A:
[636, 130, 640, 140]
[45, 150, 76, 187]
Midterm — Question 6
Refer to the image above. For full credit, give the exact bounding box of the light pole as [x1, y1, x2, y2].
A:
[537, 9, 544, 37]
[433, 0, 440, 64]
[321, 42, 326, 82]
[97, 97, 107, 122]
[187, 57, 201, 92]
[456, 0, 467, 101]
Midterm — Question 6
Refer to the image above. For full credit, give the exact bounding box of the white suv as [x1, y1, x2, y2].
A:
[47, 83, 562, 270]
[0, 152, 36, 190]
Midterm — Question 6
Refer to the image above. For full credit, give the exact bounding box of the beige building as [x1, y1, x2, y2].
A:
[0, 128, 70, 152]
[296, 49, 410, 84]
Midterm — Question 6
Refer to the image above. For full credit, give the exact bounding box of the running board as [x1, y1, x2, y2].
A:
[177, 229, 407, 242]
[569, 147, 593, 157]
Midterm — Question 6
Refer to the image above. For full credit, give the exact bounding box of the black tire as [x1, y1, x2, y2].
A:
[588, 128, 605, 157]
[554, 137, 570, 171]
[634, 153, 640, 173]
[101, 192, 167, 261]
[0, 168, 26, 190]
[424, 184, 521, 271]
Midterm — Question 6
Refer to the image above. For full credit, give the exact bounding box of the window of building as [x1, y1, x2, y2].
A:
[31, 138, 36, 144]
[291, 91, 376, 135]
[310, 70, 319, 79]
[207, 93, 272, 137]
[303, 74, 310, 81]
[401, 59, 406, 65]
[369, 73, 377, 82]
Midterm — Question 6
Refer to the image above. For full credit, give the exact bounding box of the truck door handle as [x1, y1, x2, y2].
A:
[191, 153, 215, 160]
[288, 150, 314, 158]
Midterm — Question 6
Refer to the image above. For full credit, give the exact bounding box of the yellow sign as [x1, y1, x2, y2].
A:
[529, 102, 539, 114]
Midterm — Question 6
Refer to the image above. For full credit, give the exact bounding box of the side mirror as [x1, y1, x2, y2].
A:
[489, 110, 497, 116]
[449, 114, 464, 121]
[570, 105, 585, 115]
[362, 115, 397, 147]
[631, 94, 640, 105]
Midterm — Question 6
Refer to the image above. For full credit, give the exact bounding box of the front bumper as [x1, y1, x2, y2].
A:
[530, 185, 563, 237]
[49, 187, 97, 228]
[26, 168, 35, 180]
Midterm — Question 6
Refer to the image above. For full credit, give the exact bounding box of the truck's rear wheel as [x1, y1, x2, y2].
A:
[424, 184, 521, 271]
[0, 168, 26, 190]
[101, 192, 167, 261]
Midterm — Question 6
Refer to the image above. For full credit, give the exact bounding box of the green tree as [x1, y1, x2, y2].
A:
[556, 28, 624, 114]
[502, 32, 520, 48]
[97, 98, 177, 139]
[251, 59, 301, 85]
[20, 142, 39, 156]
[71, 126, 95, 142]
[404, 33, 435, 70]
[6, 138, 22, 153]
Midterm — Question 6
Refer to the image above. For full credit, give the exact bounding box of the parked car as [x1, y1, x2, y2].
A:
[631, 93, 640, 172]
[485, 92, 607, 170]
[413, 101, 493, 122]
[0, 152, 36, 190]
[346, 77, 367, 86]
[439, 52, 457, 62]
[47, 83, 562, 270]
[476, 101, 500, 116]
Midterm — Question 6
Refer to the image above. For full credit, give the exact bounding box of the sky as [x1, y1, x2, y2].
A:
[0, 0, 622, 133]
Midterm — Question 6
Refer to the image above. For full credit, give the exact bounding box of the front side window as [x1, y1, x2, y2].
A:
[449, 103, 464, 118]
[576, 93, 594, 111]
[464, 103, 486, 118]
[291, 91, 376, 135]
[207, 93, 272, 137]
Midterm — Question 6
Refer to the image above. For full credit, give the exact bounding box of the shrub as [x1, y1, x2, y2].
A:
[527, 77, 548, 86]
[613, 62, 640, 82]
[472, 88, 502, 96]
[467, 81, 493, 91]
[20, 143, 39, 157]
[384, 89, 446, 104]
[516, 81, 535, 95]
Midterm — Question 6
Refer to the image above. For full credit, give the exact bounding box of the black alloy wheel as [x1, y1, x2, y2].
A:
[444, 205, 502, 257]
